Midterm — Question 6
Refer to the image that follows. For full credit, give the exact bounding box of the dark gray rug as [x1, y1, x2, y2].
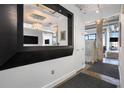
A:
[88, 63, 120, 79]
[57, 73, 116, 88]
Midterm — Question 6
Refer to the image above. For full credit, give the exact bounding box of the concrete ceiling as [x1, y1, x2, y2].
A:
[75, 4, 121, 23]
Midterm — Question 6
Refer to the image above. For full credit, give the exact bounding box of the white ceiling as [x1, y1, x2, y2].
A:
[24, 4, 66, 27]
[75, 4, 121, 23]
[24, 4, 121, 27]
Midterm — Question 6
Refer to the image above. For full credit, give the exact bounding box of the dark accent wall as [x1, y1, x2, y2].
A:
[0, 5, 17, 66]
[0, 4, 74, 71]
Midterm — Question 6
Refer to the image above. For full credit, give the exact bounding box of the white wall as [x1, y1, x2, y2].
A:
[24, 28, 53, 46]
[42, 33, 53, 46]
[119, 13, 124, 88]
[0, 4, 85, 88]
[24, 28, 43, 46]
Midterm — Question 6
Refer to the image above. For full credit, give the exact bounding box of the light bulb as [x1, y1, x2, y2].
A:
[96, 10, 99, 14]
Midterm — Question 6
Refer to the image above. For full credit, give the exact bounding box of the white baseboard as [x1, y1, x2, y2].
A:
[74, 64, 86, 72]
[42, 64, 85, 88]
[42, 70, 77, 88]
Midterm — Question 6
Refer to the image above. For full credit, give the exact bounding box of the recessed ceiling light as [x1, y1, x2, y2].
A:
[96, 10, 99, 14]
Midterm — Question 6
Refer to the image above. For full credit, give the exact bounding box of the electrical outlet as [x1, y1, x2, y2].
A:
[51, 70, 55, 75]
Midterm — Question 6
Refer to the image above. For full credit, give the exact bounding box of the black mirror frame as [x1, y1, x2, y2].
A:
[0, 4, 73, 70]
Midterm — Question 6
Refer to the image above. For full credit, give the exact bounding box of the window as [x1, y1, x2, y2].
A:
[89, 34, 96, 40]
[110, 31, 119, 50]
[85, 34, 96, 40]
[111, 31, 119, 37]
[85, 35, 89, 40]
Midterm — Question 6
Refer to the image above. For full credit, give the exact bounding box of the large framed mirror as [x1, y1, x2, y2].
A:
[0, 4, 73, 70]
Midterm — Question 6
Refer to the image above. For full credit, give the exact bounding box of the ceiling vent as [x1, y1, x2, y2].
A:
[31, 14, 46, 21]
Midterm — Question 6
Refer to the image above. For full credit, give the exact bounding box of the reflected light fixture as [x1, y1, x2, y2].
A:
[32, 23, 42, 30]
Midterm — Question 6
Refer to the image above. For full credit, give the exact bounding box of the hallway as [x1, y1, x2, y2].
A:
[0, 4, 123, 88]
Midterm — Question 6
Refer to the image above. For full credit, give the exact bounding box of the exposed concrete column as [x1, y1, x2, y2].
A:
[96, 19, 103, 62]
[106, 27, 110, 52]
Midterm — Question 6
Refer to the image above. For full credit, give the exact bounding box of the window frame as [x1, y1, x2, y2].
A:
[85, 33, 96, 40]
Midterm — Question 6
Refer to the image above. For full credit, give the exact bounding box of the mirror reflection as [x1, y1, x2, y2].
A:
[23, 4, 68, 46]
